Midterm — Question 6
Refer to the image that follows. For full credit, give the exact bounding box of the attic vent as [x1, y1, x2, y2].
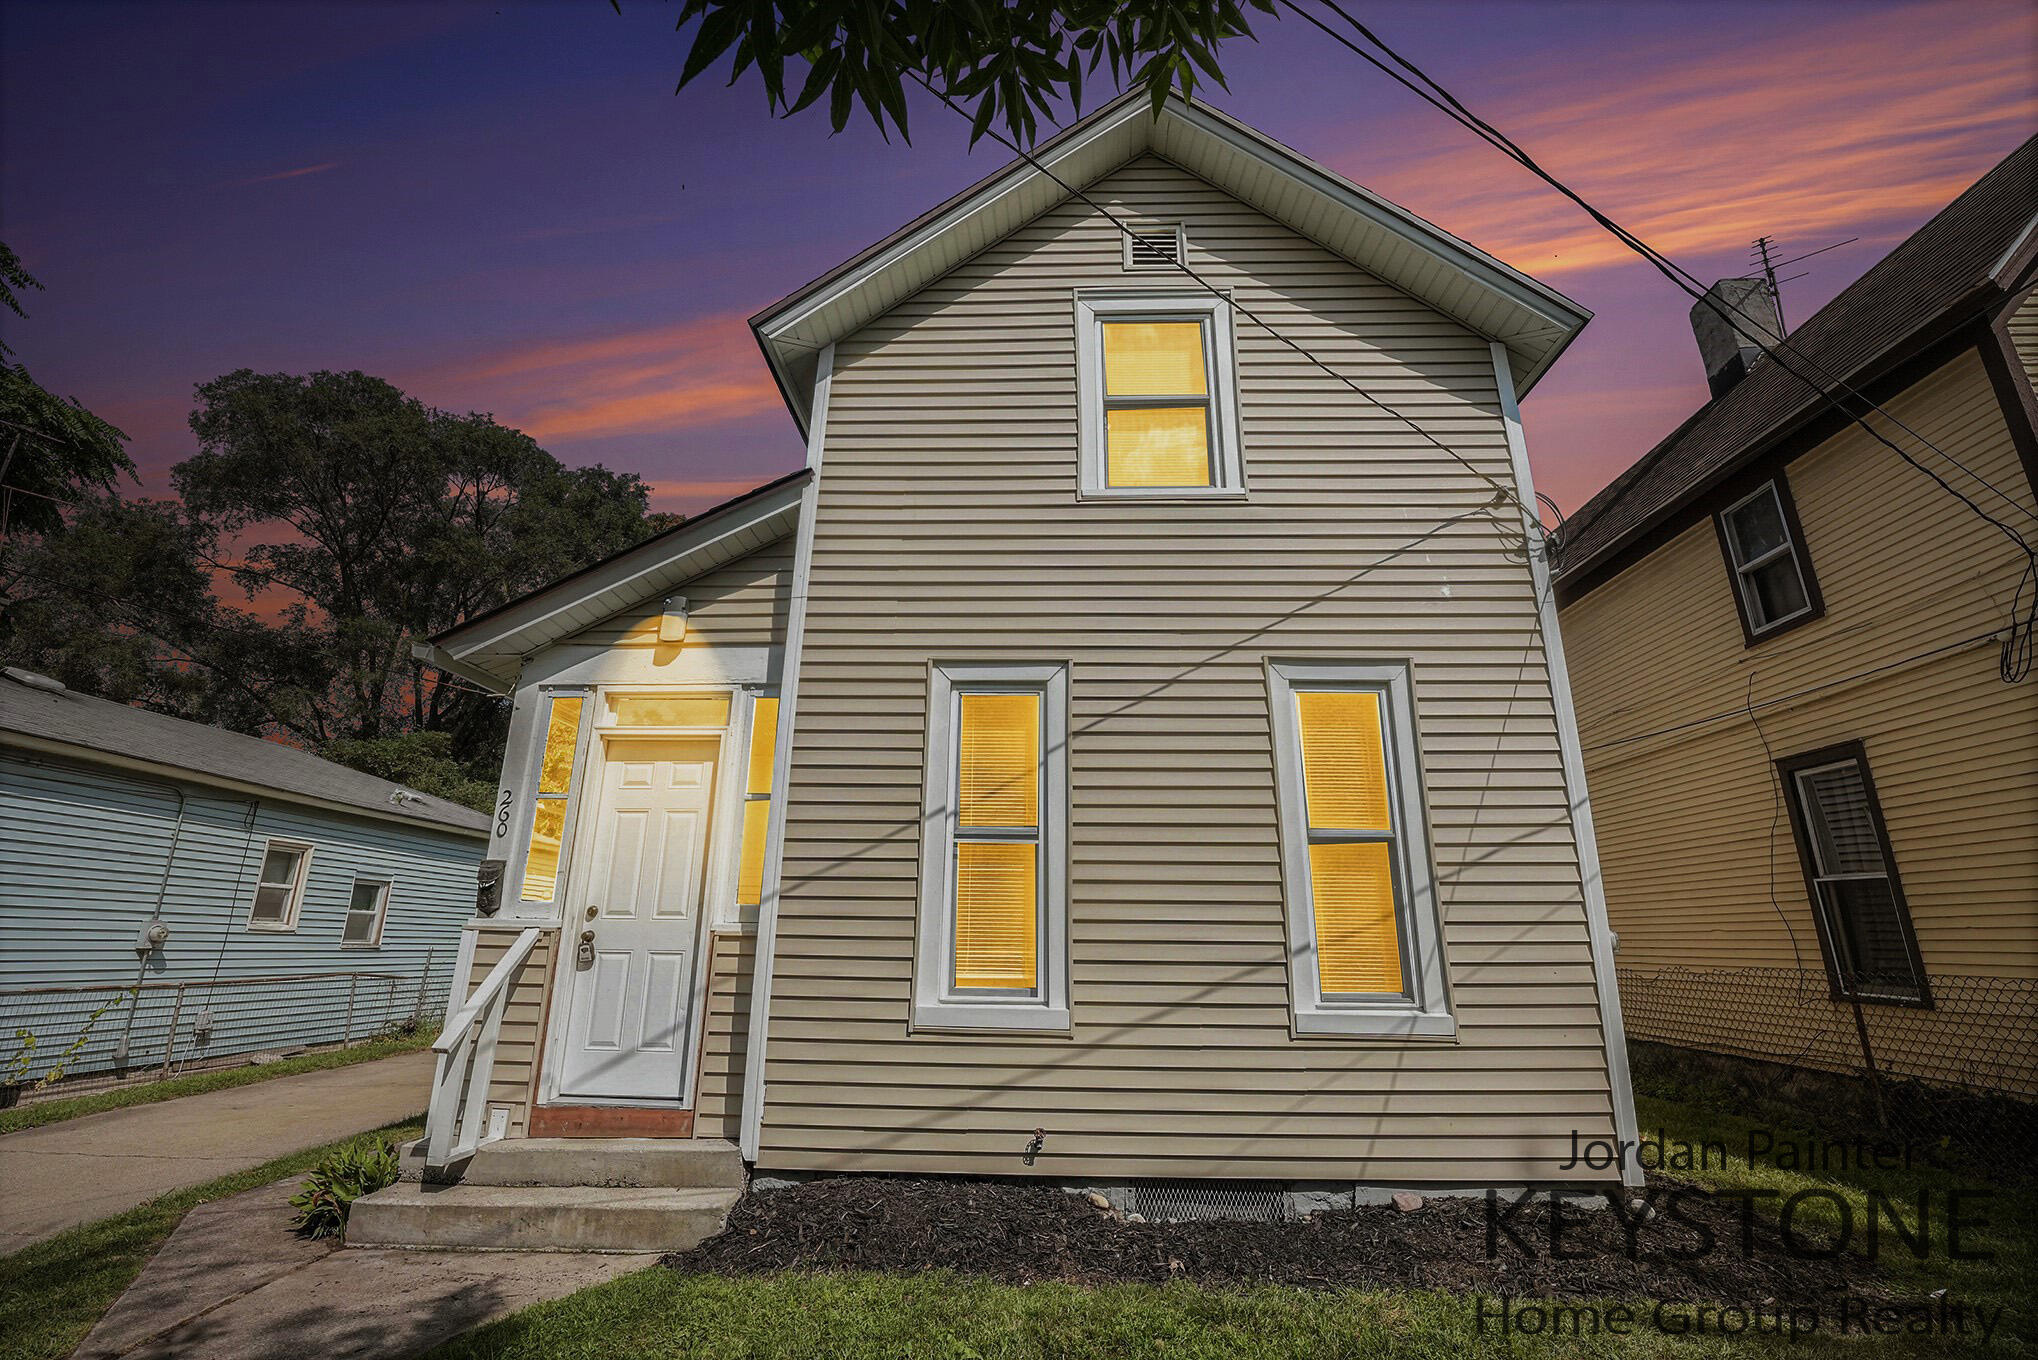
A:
[1131, 1179, 1289, 1223]
[1123, 225, 1185, 272]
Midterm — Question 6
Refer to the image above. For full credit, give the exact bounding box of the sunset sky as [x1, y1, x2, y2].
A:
[2, 0, 2033, 520]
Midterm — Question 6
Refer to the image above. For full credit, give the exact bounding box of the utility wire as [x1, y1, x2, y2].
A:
[1289, 0, 2035, 681]
[900, 68, 1551, 562]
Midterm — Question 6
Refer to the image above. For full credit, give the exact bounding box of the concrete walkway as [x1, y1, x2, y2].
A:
[75, 1177, 651, 1360]
[0, 1049, 435, 1253]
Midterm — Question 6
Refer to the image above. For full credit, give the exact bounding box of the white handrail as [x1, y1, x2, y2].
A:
[424, 927, 542, 1171]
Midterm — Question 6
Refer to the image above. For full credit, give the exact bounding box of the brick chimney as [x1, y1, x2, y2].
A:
[1689, 278, 1782, 399]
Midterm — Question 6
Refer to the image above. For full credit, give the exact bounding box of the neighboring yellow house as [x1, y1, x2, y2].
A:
[366, 92, 1650, 1250]
[1554, 138, 2038, 1102]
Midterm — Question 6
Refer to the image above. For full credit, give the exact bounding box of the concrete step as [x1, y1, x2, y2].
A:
[399, 1137, 744, 1190]
[347, 1183, 739, 1253]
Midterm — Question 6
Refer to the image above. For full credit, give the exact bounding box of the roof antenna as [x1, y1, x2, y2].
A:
[1750, 235, 1858, 336]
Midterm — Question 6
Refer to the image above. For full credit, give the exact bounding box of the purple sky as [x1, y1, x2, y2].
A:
[3, 0, 2032, 521]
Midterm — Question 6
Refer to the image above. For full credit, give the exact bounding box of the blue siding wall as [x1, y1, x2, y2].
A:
[1, 750, 482, 1080]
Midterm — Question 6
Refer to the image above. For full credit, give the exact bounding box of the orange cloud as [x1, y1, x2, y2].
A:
[230, 161, 341, 186]
[423, 313, 780, 443]
[1336, 1, 2037, 277]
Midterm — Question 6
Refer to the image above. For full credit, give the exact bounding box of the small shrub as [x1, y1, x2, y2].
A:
[290, 1138, 400, 1239]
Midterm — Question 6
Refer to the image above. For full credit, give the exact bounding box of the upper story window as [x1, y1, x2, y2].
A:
[247, 839, 312, 931]
[913, 662, 1070, 1033]
[1716, 478, 1822, 642]
[1265, 661, 1454, 1039]
[1778, 742, 1927, 1006]
[1074, 290, 1243, 499]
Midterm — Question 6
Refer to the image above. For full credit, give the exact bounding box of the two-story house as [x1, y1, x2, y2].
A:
[1553, 138, 2037, 1107]
[355, 92, 1640, 1252]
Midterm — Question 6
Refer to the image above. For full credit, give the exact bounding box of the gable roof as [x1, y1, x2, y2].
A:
[1554, 135, 2038, 595]
[751, 90, 1591, 435]
[419, 468, 808, 691]
[0, 669, 490, 837]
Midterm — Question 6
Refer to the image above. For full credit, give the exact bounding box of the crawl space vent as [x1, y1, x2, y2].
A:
[1123, 226, 1184, 271]
[1131, 1179, 1288, 1223]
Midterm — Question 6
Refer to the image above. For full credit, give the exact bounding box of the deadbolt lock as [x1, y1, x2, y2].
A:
[585, 905, 598, 920]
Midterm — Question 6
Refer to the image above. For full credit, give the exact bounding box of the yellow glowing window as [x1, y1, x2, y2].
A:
[736, 695, 778, 908]
[520, 695, 585, 900]
[605, 693, 731, 728]
[952, 691, 1041, 992]
[1100, 319, 1212, 488]
[1295, 689, 1405, 996]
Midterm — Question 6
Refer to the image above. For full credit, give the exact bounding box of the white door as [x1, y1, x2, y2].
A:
[554, 736, 717, 1103]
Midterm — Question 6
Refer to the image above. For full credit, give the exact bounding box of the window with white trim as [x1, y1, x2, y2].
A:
[1075, 290, 1243, 498]
[1718, 479, 1819, 638]
[247, 839, 312, 931]
[342, 877, 390, 947]
[914, 663, 1069, 1032]
[1265, 661, 1454, 1038]
[518, 692, 588, 903]
[734, 691, 779, 916]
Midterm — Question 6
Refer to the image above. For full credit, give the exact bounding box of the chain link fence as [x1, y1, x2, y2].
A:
[1619, 966, 2038, 1166]
[2, 961, 450, 1102]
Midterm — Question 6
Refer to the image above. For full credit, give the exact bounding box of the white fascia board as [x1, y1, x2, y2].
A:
[437, 479, 804, 672]
[409, 640, 516, 695]
[1490, 340, 1643, 1189]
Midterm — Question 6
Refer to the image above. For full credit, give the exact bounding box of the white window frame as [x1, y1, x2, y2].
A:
[913, 662, 1070, 1033]
[341, 876, 391, 948]
[1074, 288, 1245, 501]
[1721, 480, 1814, 634]
[246, 838, 313, 933]
[1265, 660, 1454, 1039]
[1122, 223, 1187, 272]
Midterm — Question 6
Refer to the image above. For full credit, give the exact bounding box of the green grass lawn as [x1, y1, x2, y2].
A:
[0, 1118, 423, 1360]
[0, 1030, 432, 1135]
[425, 1092, 2034, 1360]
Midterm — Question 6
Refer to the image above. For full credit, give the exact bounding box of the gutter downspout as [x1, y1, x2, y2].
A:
[1491, 341, 1646, 1190]
[739, 342, 834, 1163]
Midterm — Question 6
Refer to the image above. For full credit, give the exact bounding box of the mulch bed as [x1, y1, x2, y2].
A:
[665, 1174, 1884, 1305]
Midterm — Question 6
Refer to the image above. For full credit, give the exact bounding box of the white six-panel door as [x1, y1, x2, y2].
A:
[554, 736, 717, 1102]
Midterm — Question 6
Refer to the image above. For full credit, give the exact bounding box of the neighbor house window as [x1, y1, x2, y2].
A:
[342, 878, 390, 947]
[519, 693, 588, 902]
[914, 663, 1070, 1032]
[1266, 661, 1453, 1038]
[735, 692, 779, 912]
[1779, 743, 1927, 1005]
[1075, 290, 1243, 498]
[1717, 478, 1821, 640]
[247, 839, 312, 931]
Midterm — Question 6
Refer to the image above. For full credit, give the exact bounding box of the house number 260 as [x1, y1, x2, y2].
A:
[496, 789, 514, 838]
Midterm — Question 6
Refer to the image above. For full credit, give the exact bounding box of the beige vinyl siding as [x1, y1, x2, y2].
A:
[557, 540, 792, 652]
[1560, 348, 2038, 1088]
[462, 926, 557, 1139]
[2010, 288, 2038, 391]
[760, 155, 1618, 1183]
[693, 931, 755, 1139]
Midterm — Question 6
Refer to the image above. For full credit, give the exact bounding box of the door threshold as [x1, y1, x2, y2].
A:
[529, 1104, 697, 1138]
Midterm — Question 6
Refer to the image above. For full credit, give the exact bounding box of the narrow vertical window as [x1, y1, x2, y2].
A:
[1267, 662, 1453, 1038]
[914, 664, 1069, 1031]
[736, 694, 778, 909]
[1075, 291, 1243, 497]
[1717, 479, 1821, 640]
[519, 693, 586, 902]
[1780, 743, 1927, 1004]
[342, 878, 390, 947]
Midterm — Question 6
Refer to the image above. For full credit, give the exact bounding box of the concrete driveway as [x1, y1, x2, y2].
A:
[0, 1049, 433, 1254]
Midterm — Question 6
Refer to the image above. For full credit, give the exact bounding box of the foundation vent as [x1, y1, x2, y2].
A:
[1130, 1179, 1289, 1223]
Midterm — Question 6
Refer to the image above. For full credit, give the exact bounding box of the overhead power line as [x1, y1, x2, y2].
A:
[1287, 0, 2036, 681]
